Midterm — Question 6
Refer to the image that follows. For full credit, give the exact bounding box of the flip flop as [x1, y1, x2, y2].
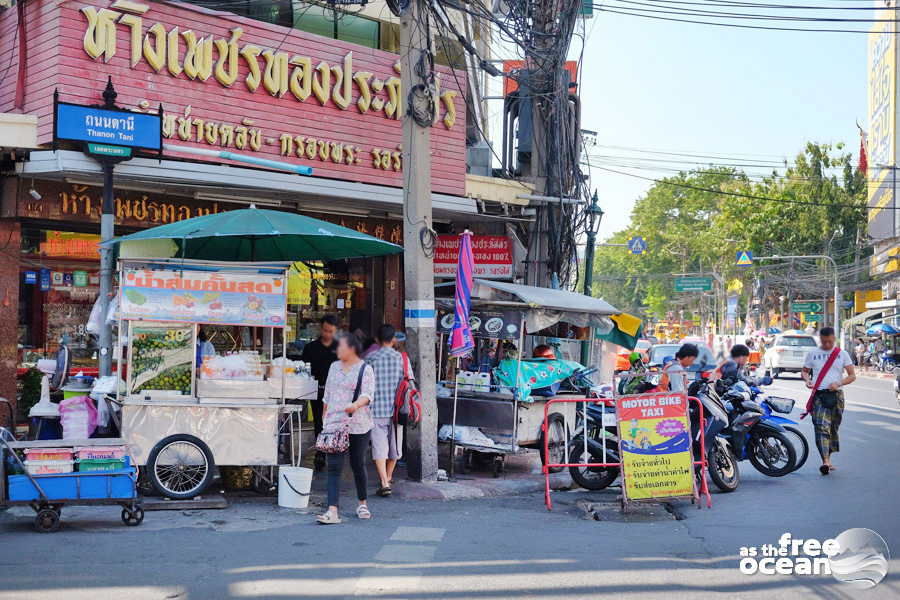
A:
[376, 486, 392, 497]
[357, 505, 371, 519]
[829, 465, 836, 471]
[316, 511, 341, 524]
[819, 465, 830, 475]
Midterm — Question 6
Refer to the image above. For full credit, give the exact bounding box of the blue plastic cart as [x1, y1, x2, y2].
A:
[0, 437, 144, 533]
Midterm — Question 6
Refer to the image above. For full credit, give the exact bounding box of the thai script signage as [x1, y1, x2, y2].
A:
[434, 235, 513, 280]
[56, 102, 161, 150]
[617, 392, 694, 501]
[46, 0, 466, 195]
[120, 269, 287, 327]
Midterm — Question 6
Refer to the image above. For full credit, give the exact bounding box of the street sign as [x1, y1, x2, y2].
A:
[804, 314, 821, 322]
[675, 277, 712, 292]
[692, 315, 701, 326]
[736, 251, 753, 266]
[56, 102, 161, 150]
[792, 301, 823, 313]
[841, 300, 854, 309]
[627, 236, 647, 255]
[87, 143, 132, 158]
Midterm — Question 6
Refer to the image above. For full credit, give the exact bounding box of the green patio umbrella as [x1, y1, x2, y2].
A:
[100, 205, 402, 262]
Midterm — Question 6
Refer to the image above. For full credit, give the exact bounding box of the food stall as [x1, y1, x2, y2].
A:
[114, 258, 316, 499]
[99, 205, 402, 500]
[435, 280, 639, 475]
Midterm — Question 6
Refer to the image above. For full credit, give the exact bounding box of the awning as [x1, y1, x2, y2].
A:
[843, 308, 885, 330]
[470, 280, 620, 315]
[18, 150, 477, 218]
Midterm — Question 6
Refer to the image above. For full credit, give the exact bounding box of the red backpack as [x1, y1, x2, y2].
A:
[393, 352, 422, 427]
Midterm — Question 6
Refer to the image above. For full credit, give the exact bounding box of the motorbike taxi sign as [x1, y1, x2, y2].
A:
[617, 391, 694, 501]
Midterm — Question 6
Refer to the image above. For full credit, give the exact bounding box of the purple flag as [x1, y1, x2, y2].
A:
[449, 231, 474, 357]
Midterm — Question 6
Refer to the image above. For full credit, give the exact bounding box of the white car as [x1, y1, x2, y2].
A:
[763, 334, 818, 378]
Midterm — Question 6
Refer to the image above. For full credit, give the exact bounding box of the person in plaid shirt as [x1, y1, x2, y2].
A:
[366, 324, 413, 496]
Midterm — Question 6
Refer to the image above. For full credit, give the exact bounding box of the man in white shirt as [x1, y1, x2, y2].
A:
[801, 327, 856, 475]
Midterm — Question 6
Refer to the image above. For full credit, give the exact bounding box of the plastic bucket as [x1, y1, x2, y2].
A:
[278, 466, 312, 509]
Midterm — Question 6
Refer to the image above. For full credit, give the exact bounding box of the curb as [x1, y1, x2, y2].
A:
[856, 371, 893, 380]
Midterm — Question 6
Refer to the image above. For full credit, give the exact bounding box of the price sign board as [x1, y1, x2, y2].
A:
[617, 391, 694, 501]
[128, 322, 195, 396]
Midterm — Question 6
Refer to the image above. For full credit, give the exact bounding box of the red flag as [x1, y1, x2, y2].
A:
[858, 122, 868, 176]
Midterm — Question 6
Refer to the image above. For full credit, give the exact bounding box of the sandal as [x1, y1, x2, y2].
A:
[376, 486, 392, 497]
[316, 511, 341, 524]
[819, 465, 830, 475]
[357, 505, 371, 520]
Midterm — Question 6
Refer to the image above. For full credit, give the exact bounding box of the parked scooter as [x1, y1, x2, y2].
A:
[748, 386, 809, 472]
[566, 400, 621, 491]
[687, 378, 740, 493]
[719, 381, 797, 477]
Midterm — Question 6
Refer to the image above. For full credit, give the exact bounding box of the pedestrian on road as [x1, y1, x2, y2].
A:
[659, 343, 699, 392]
[317, 333, 375, 524]
[801, 327, 856, 476]
[365, 324, 412, 497]
[855, 338, 866, 370]
[301, 315, 340, 471]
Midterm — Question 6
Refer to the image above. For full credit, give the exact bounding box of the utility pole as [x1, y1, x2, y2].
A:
[400, 0, 438, 482]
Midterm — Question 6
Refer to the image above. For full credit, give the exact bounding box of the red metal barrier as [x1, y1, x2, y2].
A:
[541, 396, 712, 511]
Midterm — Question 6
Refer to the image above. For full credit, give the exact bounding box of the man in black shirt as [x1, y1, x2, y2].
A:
[301, 315, 339, 470]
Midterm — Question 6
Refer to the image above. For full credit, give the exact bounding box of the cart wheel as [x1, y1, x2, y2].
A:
[540, 414, 567, 474]
[34, 508, 60, 533]
[147, 434, 216, 500]
[121, 506, 145, 526]
[492, 458, 504, 478]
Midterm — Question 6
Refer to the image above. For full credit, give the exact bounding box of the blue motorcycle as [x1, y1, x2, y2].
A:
[746, 385, 809, 472]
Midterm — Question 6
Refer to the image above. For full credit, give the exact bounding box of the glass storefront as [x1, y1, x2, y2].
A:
[18, 229, 102, 368]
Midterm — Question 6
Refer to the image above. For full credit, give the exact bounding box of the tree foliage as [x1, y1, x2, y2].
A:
[591, 142, 867, 319]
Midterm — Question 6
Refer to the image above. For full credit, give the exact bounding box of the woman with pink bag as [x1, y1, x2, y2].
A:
[316, 334, 375, 524]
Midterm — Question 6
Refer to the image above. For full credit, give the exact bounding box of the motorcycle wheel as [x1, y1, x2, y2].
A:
[748, 430, 796, 477]
[539, 414, 567, 474]
[706, 443, 739, 493]
[884, 360, 897, 374]
[782, 426, 809, 472]
[567, 439, 619, 491]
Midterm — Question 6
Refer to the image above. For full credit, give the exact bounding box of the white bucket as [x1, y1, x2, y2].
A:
[278, 466, 313, 509]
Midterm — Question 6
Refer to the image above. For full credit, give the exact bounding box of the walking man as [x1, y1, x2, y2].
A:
[301, 315, 340, 471]
[365, 324, 411, 496]
[801, 327, 856, 475]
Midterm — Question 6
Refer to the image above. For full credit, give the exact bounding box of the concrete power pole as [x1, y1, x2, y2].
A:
[400, 0, 438, 482]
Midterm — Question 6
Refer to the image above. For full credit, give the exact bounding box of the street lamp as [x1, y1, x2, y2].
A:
[582, 190, 603, 365]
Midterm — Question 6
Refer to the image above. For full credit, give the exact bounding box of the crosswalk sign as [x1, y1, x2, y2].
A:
[627, 236, 646, 255]
[736, 251, 753, 266]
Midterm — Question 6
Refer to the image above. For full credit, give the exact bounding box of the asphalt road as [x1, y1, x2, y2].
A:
[1, 374, 898, 600]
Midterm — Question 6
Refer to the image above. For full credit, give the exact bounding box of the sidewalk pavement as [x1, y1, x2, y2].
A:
[855, 369, 893, 380]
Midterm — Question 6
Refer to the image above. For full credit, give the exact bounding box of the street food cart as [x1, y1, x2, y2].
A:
[435, 280, 636, 475]
[113, 258, 316, 499]
[100, 205, 402, 499]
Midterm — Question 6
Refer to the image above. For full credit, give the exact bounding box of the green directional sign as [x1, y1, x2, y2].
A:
[791, 301, 823, 313]
[804, 314, 821, 322]
[675, 277, 713, 292]
[87, 143, 132, 158]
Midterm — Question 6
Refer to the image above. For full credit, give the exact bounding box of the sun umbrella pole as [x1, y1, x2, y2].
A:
[449, 355, 460, 481]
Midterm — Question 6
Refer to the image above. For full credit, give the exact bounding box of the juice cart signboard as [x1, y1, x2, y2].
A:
[617, 391, 694, 501]
[121, 270, 287, 327]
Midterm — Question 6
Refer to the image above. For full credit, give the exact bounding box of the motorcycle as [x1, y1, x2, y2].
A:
[566, 399, 621, 491]
[719, 381, 797, 477]
[748, 386, 809, 472]
[688, 378, 740, 493]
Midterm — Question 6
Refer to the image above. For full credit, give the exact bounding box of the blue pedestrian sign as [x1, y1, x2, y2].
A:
[736, 251, 753, 267]
[627, 236, 647, 255]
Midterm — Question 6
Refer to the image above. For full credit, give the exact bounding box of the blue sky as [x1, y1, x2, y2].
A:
[573, 10, 868, 241]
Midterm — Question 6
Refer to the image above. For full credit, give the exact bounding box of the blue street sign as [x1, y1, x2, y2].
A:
[736, 250, 753, 266]
[627, 236, 647, 255]
[24, 271, 37, 284]
[39, 268, 51, 291]
[57, 103, 161, 150]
